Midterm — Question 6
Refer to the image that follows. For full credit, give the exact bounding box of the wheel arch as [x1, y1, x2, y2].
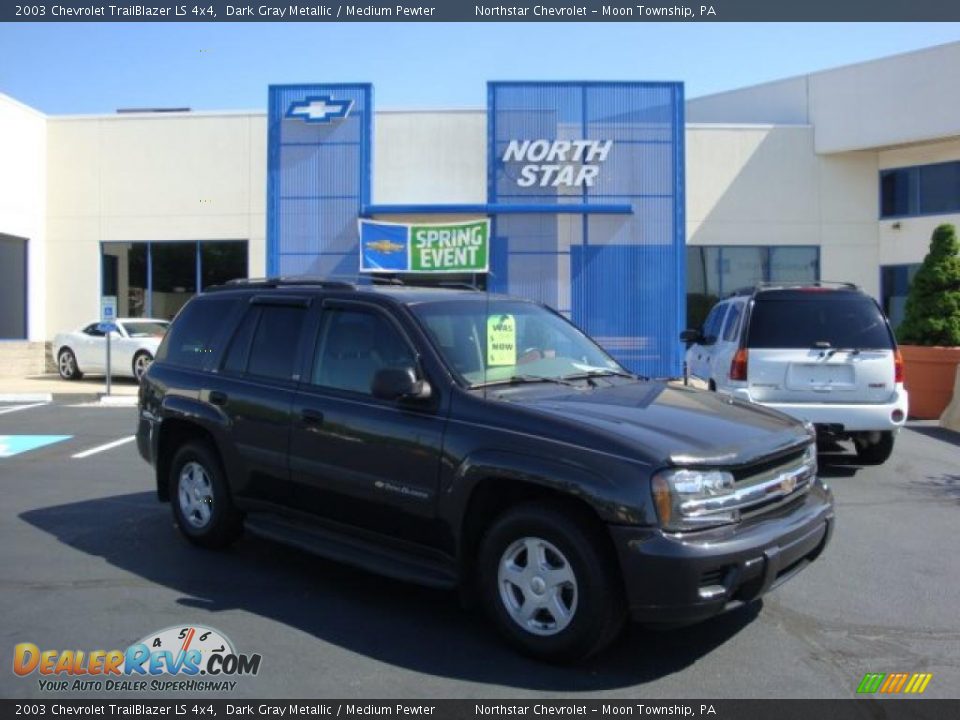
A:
[155, 418, 221, 502]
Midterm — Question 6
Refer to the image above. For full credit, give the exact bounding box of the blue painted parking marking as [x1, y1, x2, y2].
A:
[0, 435, 73, 458]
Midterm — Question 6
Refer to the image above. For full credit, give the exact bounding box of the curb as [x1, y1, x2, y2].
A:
[0, 393, 54, 403]
[97, 395, 138, 407]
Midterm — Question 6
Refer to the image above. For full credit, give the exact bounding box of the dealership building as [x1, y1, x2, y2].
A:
[2, 41, 959, 377]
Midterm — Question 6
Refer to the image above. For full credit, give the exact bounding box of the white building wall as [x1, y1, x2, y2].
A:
[877, 137, 960, 268]
[0, 94, 47, 340]
[686, 124, 881, 296]
[688, 41, 960, 155]
[45, 111, 266, 337]
[374, 110, 486, 204]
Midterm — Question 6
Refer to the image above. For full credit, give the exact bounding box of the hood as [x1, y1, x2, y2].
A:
[504, 381, 809, 467]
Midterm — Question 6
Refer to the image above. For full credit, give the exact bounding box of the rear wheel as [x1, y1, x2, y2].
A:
[57, 348, 83, 380]
[854, 431, 895, 465]
[170, 441, 243, 548]
[477, 503, 626, 663]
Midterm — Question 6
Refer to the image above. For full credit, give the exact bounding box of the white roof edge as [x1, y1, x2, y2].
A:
[685, 122, 812, 130]
[0, 93, 47, 118]
[689, 39, 960, 103]
[48, 109, 267, 121]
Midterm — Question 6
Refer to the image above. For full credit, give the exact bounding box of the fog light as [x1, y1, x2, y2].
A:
[891, 409, 904, 423]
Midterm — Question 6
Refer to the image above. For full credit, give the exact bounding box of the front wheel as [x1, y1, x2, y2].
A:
[477, 503, 626, 663]
[855, 431, 895, 465]
[132, 351, 153, 383]
[170, 441, 243, 548]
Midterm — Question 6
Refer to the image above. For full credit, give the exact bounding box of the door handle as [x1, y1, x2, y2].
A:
[300, 408, 325, 425]
[209, 390, 228, 406]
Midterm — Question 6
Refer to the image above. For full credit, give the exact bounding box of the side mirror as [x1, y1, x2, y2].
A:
[371, 367, 432, 402]
[680, 329, 702, 345]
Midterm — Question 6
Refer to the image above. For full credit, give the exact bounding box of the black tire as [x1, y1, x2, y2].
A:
[132, 351, 153, 383]
[169, 441, 243, 548]
[477, 502, 626, 663]
[57, 348, 83, 380]
[855, 431, 895, 465]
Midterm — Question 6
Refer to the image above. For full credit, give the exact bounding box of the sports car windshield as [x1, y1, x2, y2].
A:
[410, 300, 625, 387]
[121, 321, 169, 338]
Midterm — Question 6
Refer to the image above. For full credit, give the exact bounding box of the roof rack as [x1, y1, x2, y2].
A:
[368, 276, 483, 291]
[207, 276, 357, 292]
[729, 281, 860, 297]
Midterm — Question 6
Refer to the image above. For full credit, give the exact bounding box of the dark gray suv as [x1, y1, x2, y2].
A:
[138, 278, 834, 662]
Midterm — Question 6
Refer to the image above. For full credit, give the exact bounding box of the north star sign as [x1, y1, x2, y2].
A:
[286, 95, 353, 123]
[502, 139, 613, 188]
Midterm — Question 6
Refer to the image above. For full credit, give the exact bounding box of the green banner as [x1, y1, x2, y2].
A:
[410, 220, 489, 272]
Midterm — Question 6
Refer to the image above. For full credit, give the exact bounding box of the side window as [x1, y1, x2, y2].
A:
[156, 297, 240, 369]
[311, 308, 416, 395]
[702, 304, 728, 344]
[723, 303, 743, 342]
[220, 307, 261, 375]
[246, 305, 308, 381]
[83, 323, 105, 338]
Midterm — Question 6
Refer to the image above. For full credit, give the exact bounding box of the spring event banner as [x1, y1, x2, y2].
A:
[359, 219, 490, 273]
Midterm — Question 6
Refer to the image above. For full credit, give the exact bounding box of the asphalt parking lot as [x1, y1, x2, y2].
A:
[1, 400, 958, 699]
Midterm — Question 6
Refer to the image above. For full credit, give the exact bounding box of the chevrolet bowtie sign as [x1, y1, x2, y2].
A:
[286, 96, 353, 123]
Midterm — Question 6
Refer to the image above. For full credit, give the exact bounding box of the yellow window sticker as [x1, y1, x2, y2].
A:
[487, 314, 516, 366]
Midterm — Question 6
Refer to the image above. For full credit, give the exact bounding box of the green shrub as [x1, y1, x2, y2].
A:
[897, 224, 960, 346]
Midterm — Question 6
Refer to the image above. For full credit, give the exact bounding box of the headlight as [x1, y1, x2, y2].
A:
[802, 442, 818, 476]
[652, 467, 738, 532]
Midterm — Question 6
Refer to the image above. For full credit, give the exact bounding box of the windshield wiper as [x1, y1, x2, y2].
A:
[561, 369, 645, 381]
[471, 374, 580, 389]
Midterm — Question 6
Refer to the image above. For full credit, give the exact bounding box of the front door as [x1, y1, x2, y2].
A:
[288, 301, 446, 547]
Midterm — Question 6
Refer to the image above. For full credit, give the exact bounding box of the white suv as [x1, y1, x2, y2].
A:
[681, 284, 908, 465]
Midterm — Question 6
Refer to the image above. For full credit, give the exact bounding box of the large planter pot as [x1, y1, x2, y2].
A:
[900, 345, 960, 420]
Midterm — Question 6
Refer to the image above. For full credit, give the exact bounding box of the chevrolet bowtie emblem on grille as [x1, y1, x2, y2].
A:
[780, 474, 798, 493]
[286, 95, 353, 123]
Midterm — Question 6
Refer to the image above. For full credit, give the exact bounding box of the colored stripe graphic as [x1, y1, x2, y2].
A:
[858, 672, 932, 694]
[857, 673, 885, 693]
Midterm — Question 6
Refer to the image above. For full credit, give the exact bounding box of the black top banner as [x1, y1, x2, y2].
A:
[3, 0, 960, 22]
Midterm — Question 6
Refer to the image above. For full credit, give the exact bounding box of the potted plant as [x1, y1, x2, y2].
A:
[896, 223, 960, 419]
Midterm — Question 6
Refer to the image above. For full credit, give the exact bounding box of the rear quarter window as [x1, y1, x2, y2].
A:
[155, 296, 243, 369]
[747, 294, 894, 350]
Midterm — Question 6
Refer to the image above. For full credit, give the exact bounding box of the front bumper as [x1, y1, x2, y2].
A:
[728, 387, 908, 432]
[610, 482, 834, 625]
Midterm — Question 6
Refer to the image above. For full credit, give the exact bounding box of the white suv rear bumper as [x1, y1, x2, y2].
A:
[728, 386, 909, 432]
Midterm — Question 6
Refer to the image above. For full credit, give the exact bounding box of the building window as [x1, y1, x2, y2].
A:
[101, 240, 248, 321]
[880, 263, 921, 333]
[880, 160, 960, 218]
[686, 245, 819, 329]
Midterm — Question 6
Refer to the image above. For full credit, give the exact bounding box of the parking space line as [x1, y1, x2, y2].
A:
[72, 435, 136, 459]
[0, 403, 48, 416]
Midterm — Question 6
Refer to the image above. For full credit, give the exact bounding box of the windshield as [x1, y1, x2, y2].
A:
[410, 299, 624, 387]
[121, 321, 169, 338]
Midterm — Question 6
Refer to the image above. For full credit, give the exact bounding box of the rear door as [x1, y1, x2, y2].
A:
[745, 290, 897, 404]
[212, 295, 312, 505]
[712, 300, 745, 391]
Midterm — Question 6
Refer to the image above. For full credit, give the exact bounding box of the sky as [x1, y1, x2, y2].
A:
[1, 22, 959, 114]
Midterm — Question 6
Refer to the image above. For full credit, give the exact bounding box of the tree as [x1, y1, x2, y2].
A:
[897, 224, 960, 346]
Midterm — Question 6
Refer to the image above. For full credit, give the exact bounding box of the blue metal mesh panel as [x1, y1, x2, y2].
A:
[268, 84, 372, 278]
[489, 82, 685, 377]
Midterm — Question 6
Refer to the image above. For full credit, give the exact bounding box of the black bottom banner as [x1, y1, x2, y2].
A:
[1, 700, 957, 720]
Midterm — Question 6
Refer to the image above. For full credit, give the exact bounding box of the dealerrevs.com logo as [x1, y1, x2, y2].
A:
[13, 624, 262, 693]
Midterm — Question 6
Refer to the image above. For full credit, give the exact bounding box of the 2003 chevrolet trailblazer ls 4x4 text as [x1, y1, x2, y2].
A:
[137, 278, 834, 661]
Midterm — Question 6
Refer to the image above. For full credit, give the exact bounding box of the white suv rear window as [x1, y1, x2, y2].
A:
[747, 294, 893, 350]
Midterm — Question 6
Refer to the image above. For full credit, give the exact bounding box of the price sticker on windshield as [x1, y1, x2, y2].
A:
[487, 314, 516, 366]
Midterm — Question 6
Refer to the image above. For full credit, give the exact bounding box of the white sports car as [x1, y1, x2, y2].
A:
[54, 318, 170, 382]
